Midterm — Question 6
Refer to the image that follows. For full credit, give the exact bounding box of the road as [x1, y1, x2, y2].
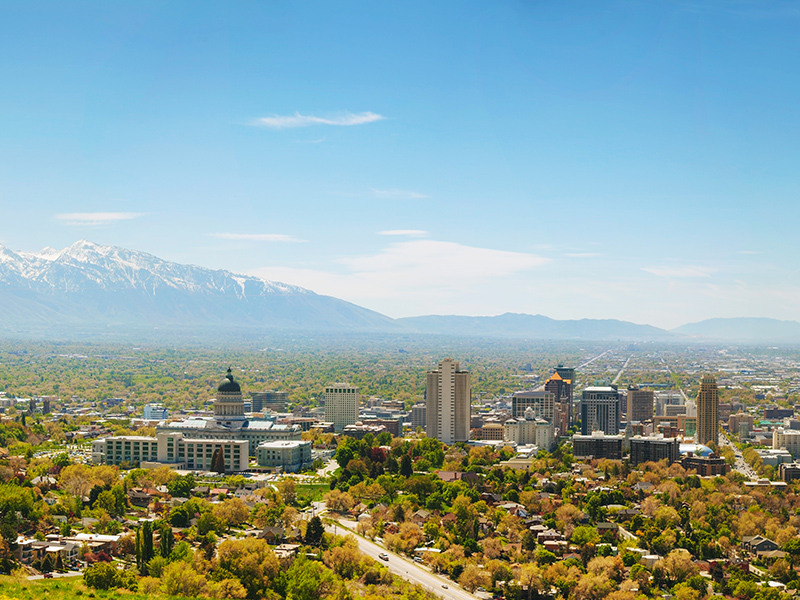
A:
[718, 434, 757, 480]
[28, 571, 83, 580]
[317, 458, 338, 477]
[612, 355, 633, 385]
[327, 519, 479, 600]
[578, 350, 611, 369]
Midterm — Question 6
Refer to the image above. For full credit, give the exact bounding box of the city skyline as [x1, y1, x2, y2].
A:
[2, 2, 799, 329]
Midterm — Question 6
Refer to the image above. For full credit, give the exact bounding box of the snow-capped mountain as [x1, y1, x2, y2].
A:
[0, 240, 397, 332]
[1, 240, 307, 296]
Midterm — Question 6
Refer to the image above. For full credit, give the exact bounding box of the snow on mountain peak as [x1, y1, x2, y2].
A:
[0, 240, 314, 296]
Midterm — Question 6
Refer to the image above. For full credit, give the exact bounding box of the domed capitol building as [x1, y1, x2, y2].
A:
[92, 368, 308, 473]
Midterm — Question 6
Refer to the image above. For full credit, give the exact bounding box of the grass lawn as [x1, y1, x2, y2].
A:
[0, 576, 184, 600]
[295, 482, 329, 503]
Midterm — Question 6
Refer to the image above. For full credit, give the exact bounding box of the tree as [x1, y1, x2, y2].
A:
[167, 474, 196, 498]
[656, 550, 698, 587]
[459, 564, 490, 593]
[783, 538, 800, 566]
[323, 538, 362, 579]
[162, 562, 208, 597]
[213, 498, 250, 531]
[325, 489, 354, 513]
[305, 516, 325, 546]
[95, 490, 119, 516]
[212, 449, 226, 474]
[571, 526, 600, 547]
[572, 573, 616, 600]
[276, 479, 296, 505]
[84, 562, 133, 590]
[158, 522, 174, 558]
[400, 454, 413, 478]
[217, 538, 280, 599]
[136, 520, 155, 575]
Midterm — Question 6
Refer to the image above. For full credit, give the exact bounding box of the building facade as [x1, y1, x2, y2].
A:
[545, 366, 574, 433]
[251, 391, 289, 413]
[92, 431, 248, 472]
[143, 403, 168, 420]
[773, 428, 800, 457]
[324, 384, 359, 432]
[572, 431, 624, 460]
[504, 410, 554, 450]
[630, 435, 680, 465]
[410, 403, 427, 431]
[426, 358, 471, 444]
[626, 385, 654, 423]
[256, 440, 312, 472]
[157, 368, 302, 456]
[581, 386, 620, 435]
[696, 375, 719, 446]
[511, 391, 555, 422]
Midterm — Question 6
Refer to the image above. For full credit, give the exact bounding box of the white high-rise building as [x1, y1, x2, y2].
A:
[426, 358, 470, 444]
[324, 384, 359, 432]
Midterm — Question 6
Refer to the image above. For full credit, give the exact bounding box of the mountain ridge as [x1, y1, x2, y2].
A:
[0, 241, 798, 342]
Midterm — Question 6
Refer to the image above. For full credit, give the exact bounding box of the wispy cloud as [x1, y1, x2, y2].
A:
[566, 253, 601, 258]
[371, 189, 428, 200]
[642, 265, 717, 278]
[254, 112, 385, 129]
[379, 229, 428, 237]
[211, 233, 306, 243]
[56, 212, 144, 226]
[251, 240, 549, 314]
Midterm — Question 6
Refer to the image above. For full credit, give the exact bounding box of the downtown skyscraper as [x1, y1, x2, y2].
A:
[696, 375, 719, 446]
[426, 358, 471, 444]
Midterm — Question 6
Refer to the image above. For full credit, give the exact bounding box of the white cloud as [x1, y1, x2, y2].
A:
[641, 265, 717, 278]
[250, 240, 549, 315]
[371, 189, 428, 200]
[379, 229, 428, 237]
[56, 212, 143, 226]
[254, 111, 385, 129]
[211, 233, 306, 243]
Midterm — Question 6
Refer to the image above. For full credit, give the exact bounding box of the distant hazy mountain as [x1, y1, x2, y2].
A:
[671, 318, 800, 342]
[0, 240, 397, 332]
[397, 313, 672, 340]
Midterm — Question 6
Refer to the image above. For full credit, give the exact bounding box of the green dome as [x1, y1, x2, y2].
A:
[218, 367, 241, 393]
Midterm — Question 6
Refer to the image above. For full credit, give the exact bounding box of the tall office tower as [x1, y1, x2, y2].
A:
[324, 384, 359, 432]
[581, 386, 621, 435]
[696, 375, 719, 446]
[511, 391, 555, 422]
[627, 385, 654, 423]
[251, 391, 289, 413]
[545, 368, 573, 433]
[426, 358, 471, 443]
[410, 403, 427, 431]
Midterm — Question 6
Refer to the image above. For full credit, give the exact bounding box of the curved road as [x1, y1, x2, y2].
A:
[327, 518, 479, 600]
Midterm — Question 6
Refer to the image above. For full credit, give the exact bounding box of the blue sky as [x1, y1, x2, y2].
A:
[1, 1, 798, 329]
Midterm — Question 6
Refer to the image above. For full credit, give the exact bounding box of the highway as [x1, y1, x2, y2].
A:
[719, 433, 757, 480]
[327, 518, 479, 600]
[612, 355, 633, 385]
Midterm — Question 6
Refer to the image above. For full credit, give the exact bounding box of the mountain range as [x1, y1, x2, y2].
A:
[0, 240, 797, 343]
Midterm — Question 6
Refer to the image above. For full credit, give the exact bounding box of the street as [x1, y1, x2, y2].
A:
[327, 518, 479, 600]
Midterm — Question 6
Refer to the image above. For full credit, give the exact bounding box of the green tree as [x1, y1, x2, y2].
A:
[212, 449, 226, 474]
[83, 562, 119, 590]
[158, 522, 174, 558]
[305, 516, 325, 546]
[400, 454, 413, 478]
[167, 474, 196, 498]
